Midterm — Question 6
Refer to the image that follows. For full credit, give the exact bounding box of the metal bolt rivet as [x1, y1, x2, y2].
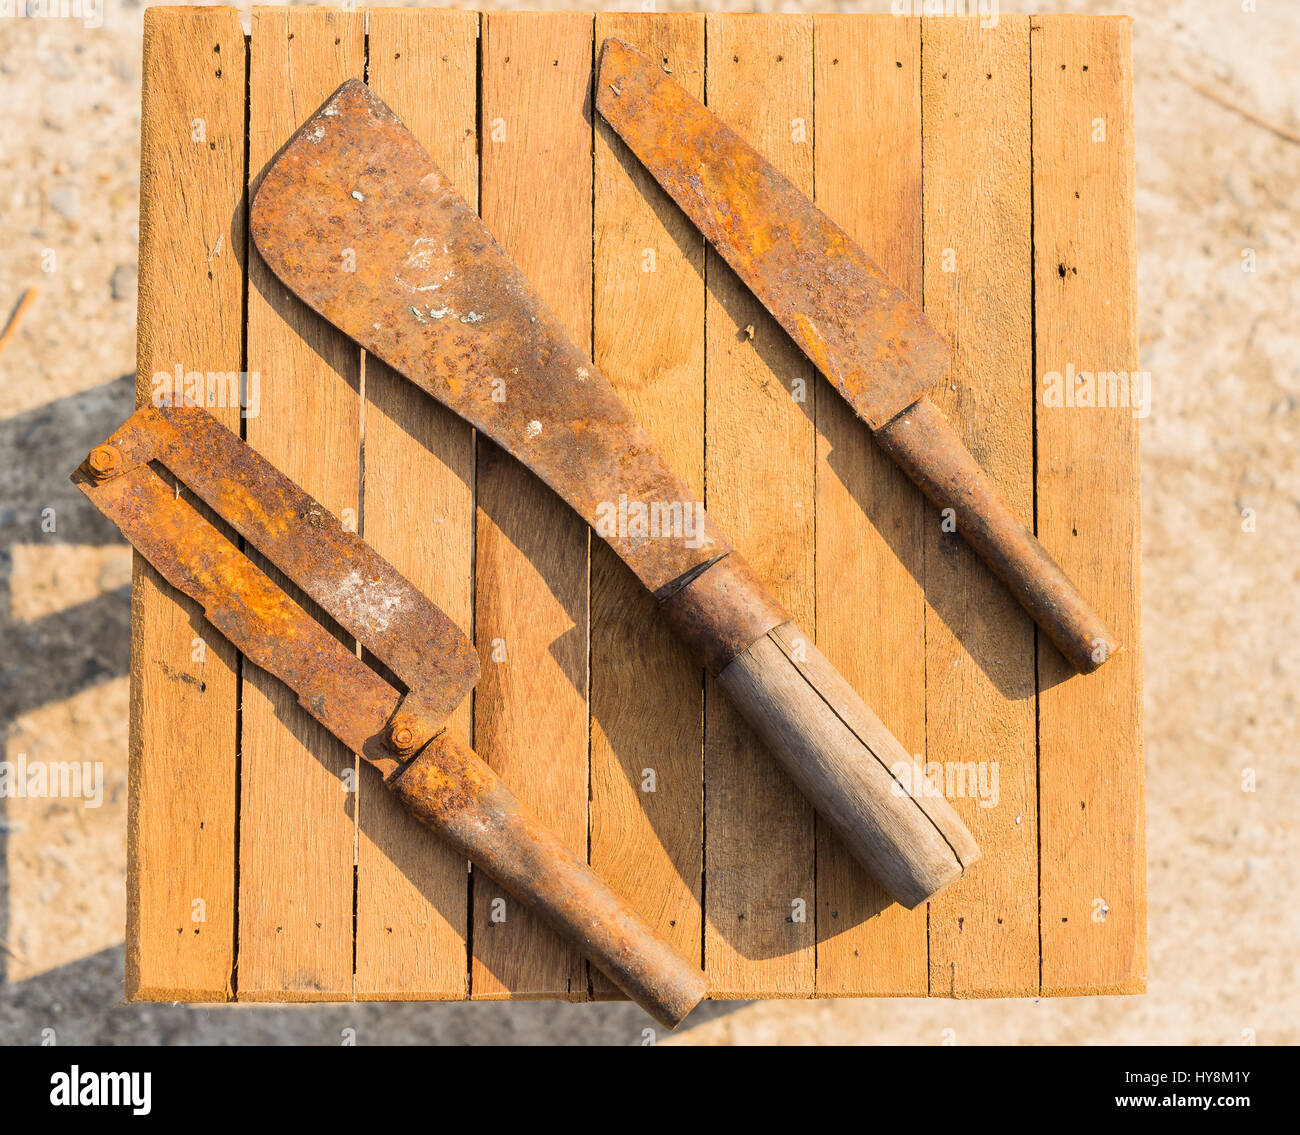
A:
[86, 444, 123, 481]
[386, 715, 421, 756]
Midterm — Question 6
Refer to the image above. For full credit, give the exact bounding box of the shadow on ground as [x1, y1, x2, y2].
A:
[1, 946, 747, 1045]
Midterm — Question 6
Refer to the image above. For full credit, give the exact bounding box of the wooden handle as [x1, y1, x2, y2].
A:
[876, 395, 1116, 673]
[659, 556, 979, 907]
[715, 620, 980, 909]
[387, 730, 706, 1029]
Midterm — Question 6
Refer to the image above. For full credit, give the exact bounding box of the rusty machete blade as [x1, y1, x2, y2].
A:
[595, 39, 1119, 674]
[76, 407, 710, 1025]
[595, 37, 948, 431]
[250, 79, 729, 596]
[73, 405, 480, 771]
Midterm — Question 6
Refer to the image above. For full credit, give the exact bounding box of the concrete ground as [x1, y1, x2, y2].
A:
[2, 0, 1296, 1045]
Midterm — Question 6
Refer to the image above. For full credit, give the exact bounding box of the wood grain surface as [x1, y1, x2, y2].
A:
[1032, 16, 1145, 996]
[128, 5, 246, 1001]
[239, 5, 365, 1001]
[355, 6, 479, 1001]
[701, 13, 817, 999]
[920, 16, 1039, 998]
[590, 11, 707, 998]
[130, 11, 1143, 1003]
[472, 11, 593, 1002]
[811, 13, 929, 997]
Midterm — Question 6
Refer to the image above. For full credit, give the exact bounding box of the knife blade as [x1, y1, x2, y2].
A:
[74, 404, 706, 1027]
[596, 37, 1117, 674]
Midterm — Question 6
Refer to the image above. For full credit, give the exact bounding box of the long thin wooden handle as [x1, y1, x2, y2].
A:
[876, 395, 1116, 673]
[658, 556, 979, 908]
[387, 729, 706, 1029]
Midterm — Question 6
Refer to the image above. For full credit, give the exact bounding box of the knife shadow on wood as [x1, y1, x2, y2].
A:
[819, 391, 1061, 704]
[706, 259, 1062, 704]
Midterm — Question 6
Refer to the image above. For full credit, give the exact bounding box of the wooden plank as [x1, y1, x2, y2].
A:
[1032, 15, 1145, 996]
[703, 12, 816, 999]
[472, 11, 593, 1001]
[811, 14, 929, 996]
[128, 5, 246, 1002]
[921, 15, 1039, 998]
[590, 11, 707, 1000]
[355, 7, 479, 1001]
[239, 5, 364, 1001]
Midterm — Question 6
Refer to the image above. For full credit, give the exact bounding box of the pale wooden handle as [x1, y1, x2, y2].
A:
[716, 621, 980, 909]
[388, 730, 707, 1028]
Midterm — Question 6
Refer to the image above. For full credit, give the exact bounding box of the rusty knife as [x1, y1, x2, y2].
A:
[74, 404, 705, 1027]
[595, 37, 1117, 675]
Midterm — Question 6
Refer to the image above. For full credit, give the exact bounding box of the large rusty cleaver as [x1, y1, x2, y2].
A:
[75, 405, 705, 1027]
[596, 38, 1116, 676]
[250, 80, 978, 909]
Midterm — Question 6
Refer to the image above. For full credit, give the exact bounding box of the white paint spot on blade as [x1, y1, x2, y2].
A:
[394, 274, 442, 293]
[308, 124, 326, 144]
[351, 190, 364, 202]
[405, 237, 443, 273]
[409, 306, 428, 324]
[461, 312, 484, 323]
[332, 570, 404, 635]
[428, 306, 453, 319]
[323, 106, 340, 117]
[524, 420, 543, 439]
[576, 367, 589, 381]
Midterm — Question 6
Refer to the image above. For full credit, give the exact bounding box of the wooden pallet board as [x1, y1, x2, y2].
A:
[356, 5, 479, 1002]
[129, 5, 246, 1002]
[129, 8, 1143, 1004]
[590, 10, 707, 996]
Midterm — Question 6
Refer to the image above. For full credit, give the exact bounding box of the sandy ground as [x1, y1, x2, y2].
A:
[1, 0, 1296, 1046]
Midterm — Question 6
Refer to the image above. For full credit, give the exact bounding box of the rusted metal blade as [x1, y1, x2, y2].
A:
[250, 79, 729, 596]
[72, 406, 479, 772]
[595, 37, 948, 431]
[597, 40, 1118, 673]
